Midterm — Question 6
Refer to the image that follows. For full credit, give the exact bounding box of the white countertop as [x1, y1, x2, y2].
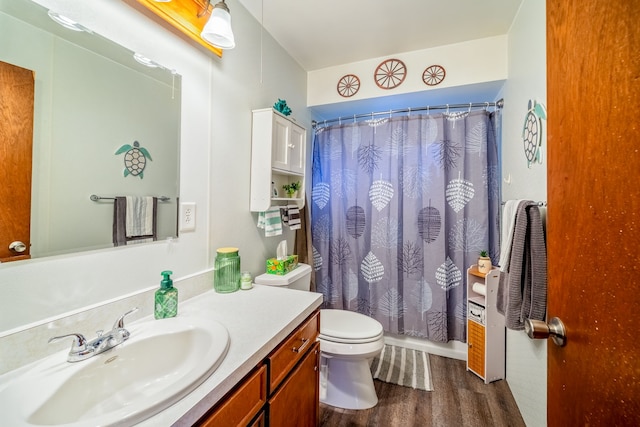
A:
[0, 285, 322, 426]
[137, 285, 322, 426]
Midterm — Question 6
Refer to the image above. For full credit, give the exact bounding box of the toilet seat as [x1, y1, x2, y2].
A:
[318, 334, 384, 358]
[319, 309, 383, 343]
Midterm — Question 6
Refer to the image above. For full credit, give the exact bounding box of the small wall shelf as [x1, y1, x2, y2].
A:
[466, 265, 505, 384]
[250, 109, 307, 212]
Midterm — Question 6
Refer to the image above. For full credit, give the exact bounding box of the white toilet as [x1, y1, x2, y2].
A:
[254, 263, 385, 410]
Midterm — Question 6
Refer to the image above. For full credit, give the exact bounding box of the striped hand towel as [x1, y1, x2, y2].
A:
[286, 204, 301, 230]
[257, 207, 282, 237]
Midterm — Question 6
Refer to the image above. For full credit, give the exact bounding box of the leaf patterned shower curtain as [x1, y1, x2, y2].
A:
[311, 110, 500, 342]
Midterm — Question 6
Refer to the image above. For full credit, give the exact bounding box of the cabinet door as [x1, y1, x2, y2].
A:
[289, 123, 305, 175]
[272, 115, 290, 171]
[197, 365, 267, 427]
[269, 341, 319, 427]
[467, 320, 485, 378]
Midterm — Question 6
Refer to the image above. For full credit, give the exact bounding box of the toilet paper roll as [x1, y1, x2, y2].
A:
[472, 282, 486, 296]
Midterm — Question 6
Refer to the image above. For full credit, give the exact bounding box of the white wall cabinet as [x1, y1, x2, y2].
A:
[466, 265, 505, 384]
[250, 108, 306, 212]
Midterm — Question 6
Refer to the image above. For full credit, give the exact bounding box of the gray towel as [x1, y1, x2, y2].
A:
[497, 201, 547, 330]
[113, 196, 158, 247]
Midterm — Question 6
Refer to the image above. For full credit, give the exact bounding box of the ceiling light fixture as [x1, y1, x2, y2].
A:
[200, 0, 235, 50]
[47, 10, 92, 33]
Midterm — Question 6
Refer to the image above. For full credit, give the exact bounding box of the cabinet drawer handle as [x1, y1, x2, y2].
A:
[292, 337, 310, 353]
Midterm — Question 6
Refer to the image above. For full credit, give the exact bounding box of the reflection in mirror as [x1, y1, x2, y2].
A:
[0, 0, 181, 262]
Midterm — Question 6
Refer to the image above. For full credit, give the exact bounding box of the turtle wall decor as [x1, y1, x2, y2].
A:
[522, 99, 547, 168]
[115, 140, 152, 179]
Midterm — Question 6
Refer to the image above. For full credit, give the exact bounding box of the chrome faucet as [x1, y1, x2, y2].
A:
[48, 307, 139, 362]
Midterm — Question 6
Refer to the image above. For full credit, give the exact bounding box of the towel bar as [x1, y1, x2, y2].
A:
[90, 194, 170, 202]
[500, 201, 546, 207]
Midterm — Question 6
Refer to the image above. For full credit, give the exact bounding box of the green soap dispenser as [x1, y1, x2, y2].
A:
[155, 270, 178, 319]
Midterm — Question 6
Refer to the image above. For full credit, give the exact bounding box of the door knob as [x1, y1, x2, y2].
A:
[524, 317, 566, 347]
[9, 241, 27, 253]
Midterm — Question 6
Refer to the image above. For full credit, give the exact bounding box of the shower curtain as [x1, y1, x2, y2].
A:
[310, 110, 500, 342]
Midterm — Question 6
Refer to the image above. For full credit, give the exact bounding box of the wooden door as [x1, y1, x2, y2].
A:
[0, 60, 34, 262]
[547, 0, 640, 425]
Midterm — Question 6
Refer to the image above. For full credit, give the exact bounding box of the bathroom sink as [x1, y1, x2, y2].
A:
[0, 312, 229, 426]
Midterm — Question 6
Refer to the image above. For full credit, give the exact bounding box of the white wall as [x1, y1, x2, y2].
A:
[500, 1, 547, 426]
[0, 0, 308, 333]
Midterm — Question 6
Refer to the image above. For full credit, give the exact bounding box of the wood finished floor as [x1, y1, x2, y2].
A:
[319, 354, 526, 427]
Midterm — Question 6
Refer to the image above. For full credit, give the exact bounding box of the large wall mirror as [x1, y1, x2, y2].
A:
[0, 0, 181, 262]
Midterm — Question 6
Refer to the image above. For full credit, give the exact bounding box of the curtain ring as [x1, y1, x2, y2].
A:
[408, 107, 411, 117]
[484, 102, 489, 111]
[389, 110, 392, 119]
[353, 114, 356, 123]
[427, 106, 430, 115]
[339, 117, 342, 125]
[446, 104, 449, 114]
[468, 102, 472, 113]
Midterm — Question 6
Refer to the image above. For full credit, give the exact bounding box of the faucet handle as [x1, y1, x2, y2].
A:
[112, 307, 139, 330]
[48, 333, 88, 351]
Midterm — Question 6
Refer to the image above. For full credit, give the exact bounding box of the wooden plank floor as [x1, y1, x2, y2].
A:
[319, 355, 526, 427]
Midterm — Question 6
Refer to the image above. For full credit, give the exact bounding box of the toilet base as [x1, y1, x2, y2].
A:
[320, 355, 378, 410]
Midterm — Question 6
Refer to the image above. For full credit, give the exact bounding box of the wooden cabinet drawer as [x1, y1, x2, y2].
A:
[198, 365, 267, 427]
[268, 311, 319, 392]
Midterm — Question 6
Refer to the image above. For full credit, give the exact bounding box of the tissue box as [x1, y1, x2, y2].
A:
[266, 255, 298, 275]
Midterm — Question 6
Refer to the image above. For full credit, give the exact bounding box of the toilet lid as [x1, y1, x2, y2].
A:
[319, 309, 384, 342]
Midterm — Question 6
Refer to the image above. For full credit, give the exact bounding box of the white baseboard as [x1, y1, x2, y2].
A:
[383, 333, 467, 361]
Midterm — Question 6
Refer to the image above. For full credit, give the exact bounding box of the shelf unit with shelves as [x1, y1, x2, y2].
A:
[466, 265, 505, 384]
[250, 108, 306, 212]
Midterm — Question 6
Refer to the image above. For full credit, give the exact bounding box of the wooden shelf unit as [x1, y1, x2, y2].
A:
[466, 265, 505, 384]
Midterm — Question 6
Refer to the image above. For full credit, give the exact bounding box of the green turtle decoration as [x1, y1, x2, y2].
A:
[522, 99, 547, 168]
[115, 140, 152, 179]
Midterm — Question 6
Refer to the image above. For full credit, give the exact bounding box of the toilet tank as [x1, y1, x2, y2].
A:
[254, 263, 312, 291]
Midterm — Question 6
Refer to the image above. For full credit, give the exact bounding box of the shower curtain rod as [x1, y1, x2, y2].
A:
[312, 98, 504, 128]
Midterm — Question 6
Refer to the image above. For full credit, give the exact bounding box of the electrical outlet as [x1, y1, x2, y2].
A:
[180, 202, 196, 232]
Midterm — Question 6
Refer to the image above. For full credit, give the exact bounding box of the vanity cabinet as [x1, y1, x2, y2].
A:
[466, 266, 505, 384]
[250, 108, 307, 212]
[196, 310, 319, 426]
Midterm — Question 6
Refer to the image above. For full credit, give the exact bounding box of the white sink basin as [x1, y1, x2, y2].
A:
[0, 312, 229, 426]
